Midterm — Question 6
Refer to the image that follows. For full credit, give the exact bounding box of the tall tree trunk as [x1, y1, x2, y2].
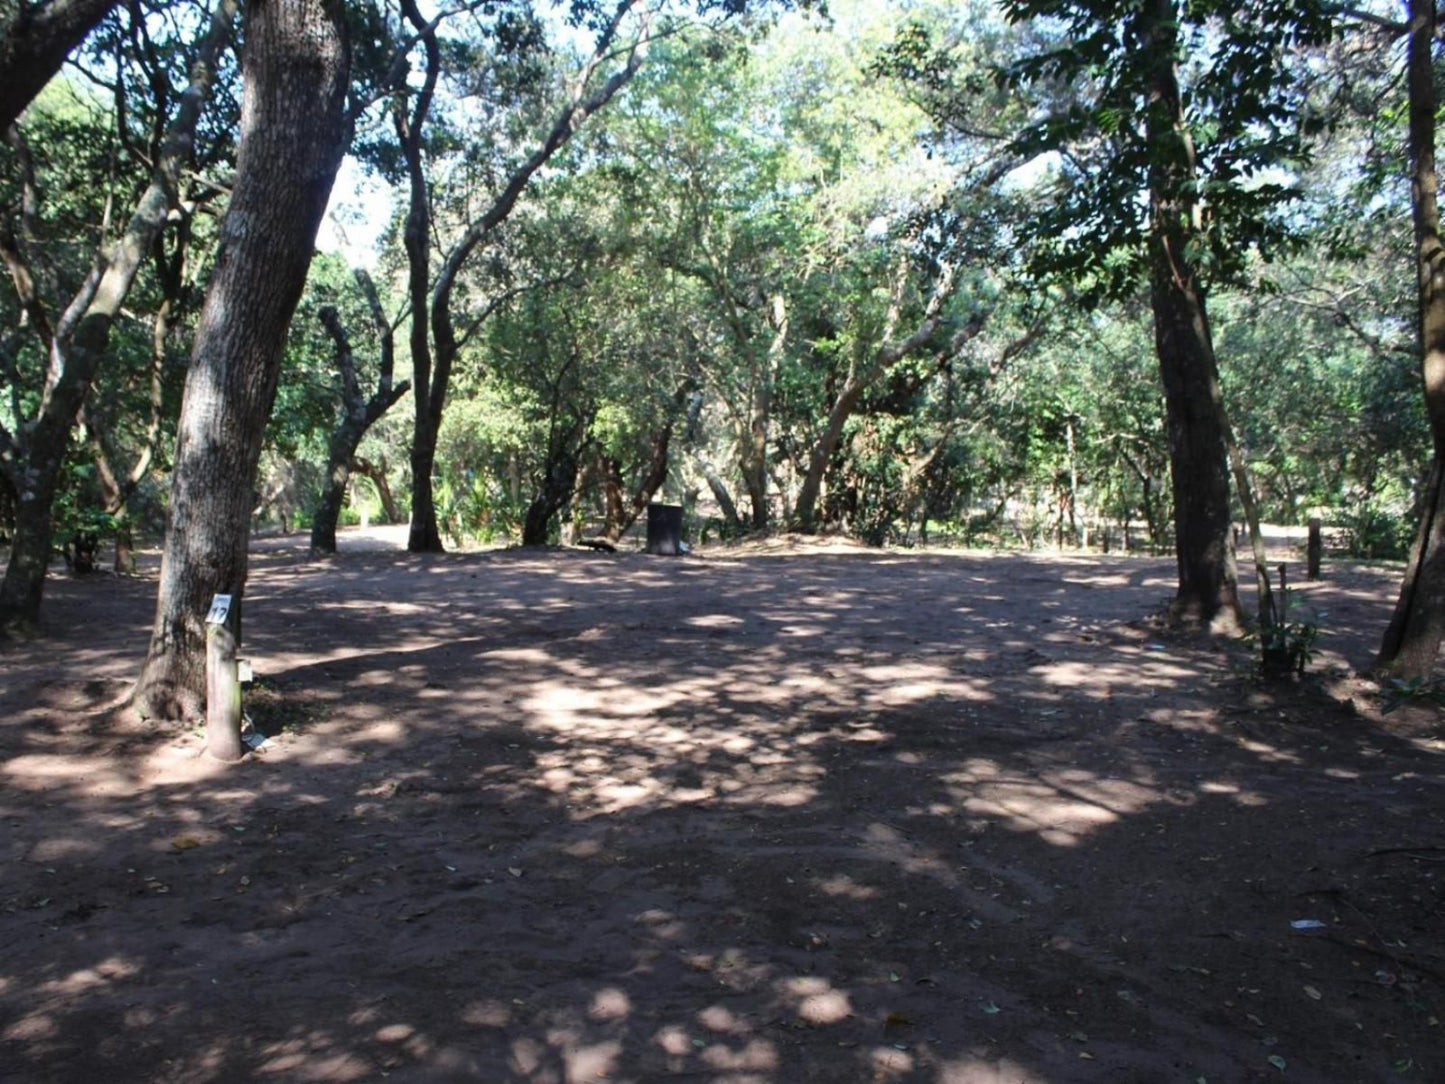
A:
[393, 0, 445, 554]
[600, 454, 627, 537]
[1141, 0, 1242, 632]
[310, 273, 409, 555]
[795, 379, 865, 533]
[134, 0, 348, 719]
[737, 293, 786, 528]
[0, 0, 236, 632]
[1380, 0, 1445, 677]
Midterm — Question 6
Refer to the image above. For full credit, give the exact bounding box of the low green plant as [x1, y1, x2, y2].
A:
[1253, 568, 1323, 678]
[1381, 676, 1445, 715]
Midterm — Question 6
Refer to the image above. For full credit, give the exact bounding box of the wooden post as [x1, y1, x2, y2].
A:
[1307, 518, 1322, 580]
[205, 594, 244, 763]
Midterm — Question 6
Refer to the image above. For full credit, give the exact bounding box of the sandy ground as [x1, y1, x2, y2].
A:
[1, 528, 1442, 1083]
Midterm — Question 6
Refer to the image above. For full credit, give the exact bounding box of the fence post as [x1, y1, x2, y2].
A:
[1307, 518, 1322, 580]
[205, 593, 244, 763]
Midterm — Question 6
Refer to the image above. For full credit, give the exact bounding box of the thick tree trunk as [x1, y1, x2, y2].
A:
[408, 440, 445, 551]
[1142, 0, 1242, 632]
[135, 0, 348, 719]
[737, 294, 786, 529]
[741, 452, 769, 529]
[1380, 0, 1445, 677]
[0, 0, 118, 134]
[0, 0, 235, 630]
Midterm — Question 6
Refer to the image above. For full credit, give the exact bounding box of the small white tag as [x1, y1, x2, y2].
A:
[205, 594, 232, 625]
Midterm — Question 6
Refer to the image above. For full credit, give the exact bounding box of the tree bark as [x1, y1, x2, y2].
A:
[0, 0, 118, 134]
[310, 272, 410, 555]
[0, 0, 236, 632]
[134, 0, 349, 719]
[1141, 0, 1242, 632]
[1379, 0, 1445, 678]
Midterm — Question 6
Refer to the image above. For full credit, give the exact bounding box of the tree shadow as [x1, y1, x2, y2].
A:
[0, 545, 1439, 1082]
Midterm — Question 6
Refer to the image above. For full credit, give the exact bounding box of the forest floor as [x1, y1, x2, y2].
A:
[1, 527, 1443, 1083]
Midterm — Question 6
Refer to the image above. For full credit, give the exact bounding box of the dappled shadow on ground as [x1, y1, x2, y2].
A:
[0, 540, 1440, 1082]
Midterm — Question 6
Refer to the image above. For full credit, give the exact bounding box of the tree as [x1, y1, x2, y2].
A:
[1001, 0, 1332, 629]
[0, 0, 118, 134]
[310, 267, 410, 554]
[134, 0, 349, 720]
[0, 0, 237, 631]
[1377, 0, 1445, 678]
[389, 0, 654, 554]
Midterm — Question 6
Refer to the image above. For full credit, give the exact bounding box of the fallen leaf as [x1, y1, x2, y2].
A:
[1304, 986, 1321, 1001]
[1268, 1054, 1287, 1072]
[508, 867, 523, 878]
[171, 835, 201, 851]
[982, 1002, 1000, 1015]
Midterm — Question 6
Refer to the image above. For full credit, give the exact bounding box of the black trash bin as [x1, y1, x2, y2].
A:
[646, 503, 684, 556]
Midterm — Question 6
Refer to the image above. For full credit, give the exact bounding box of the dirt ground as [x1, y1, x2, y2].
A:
[1, 528, 1443, 1083]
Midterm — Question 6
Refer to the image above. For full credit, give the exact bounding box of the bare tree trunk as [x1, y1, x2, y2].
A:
[1141, 0, 1242, 632]
[310, 271, 409, 554]
[393, 0, 445, 554]
[135, 0, 348, 719]
[1380, 0, 1445, 678]
[522, 449, 582, 546]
